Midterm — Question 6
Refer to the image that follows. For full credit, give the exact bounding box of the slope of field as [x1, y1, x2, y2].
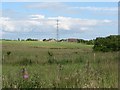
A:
[2, 41, 92, 49]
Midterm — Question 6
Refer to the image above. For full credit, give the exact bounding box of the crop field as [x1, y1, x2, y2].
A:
[2, 41, 118, 88]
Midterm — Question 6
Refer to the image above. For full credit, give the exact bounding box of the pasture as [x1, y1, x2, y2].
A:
[2, 41, 118, 88]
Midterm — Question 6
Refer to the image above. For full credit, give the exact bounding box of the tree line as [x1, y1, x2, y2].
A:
[93, 35, 120, 52]
[2, 35, 120, 52]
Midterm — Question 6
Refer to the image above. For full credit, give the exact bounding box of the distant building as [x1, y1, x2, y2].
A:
[48, 38, 56, 42]
[39, 39, 43, 42]
[67, 38, 78, 42]
[59, 39, 67, 42]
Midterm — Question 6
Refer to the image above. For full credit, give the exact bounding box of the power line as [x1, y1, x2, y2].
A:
[56, 19, 59, 41]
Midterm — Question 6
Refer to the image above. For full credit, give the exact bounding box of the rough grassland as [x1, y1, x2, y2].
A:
[2, 41, 118, 88]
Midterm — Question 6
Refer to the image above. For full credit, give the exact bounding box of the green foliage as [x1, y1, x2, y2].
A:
[19, 58, 33, 66]
[47, 51, 56, 64]
[58, 59, 72, 64]
[74, 56, 85, 64]
[93, 35, 120, 52]
[26, 38, 38, 41]
[7, 51, 11, 56]
[2, 41, 118, 88]
[78, 39, 95, 45]
[48, 51, 53, 57]
[48, 58, 56, 64]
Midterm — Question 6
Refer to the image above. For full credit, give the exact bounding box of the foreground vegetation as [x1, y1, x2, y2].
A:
[2, 41, 118, 88]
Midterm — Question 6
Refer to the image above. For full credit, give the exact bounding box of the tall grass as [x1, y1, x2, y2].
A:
[2, 41, 118, 88]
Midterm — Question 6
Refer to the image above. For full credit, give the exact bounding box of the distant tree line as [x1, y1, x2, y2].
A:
[93, 35, 120, 52]
[77, 39, 95, 45]
[1, 38, 38, 41]
[2, 35, 120, 52]
[26, 38, 38, 41]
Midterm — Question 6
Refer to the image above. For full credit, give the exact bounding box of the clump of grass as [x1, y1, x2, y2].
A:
[48, 51, 53, 57]
[7, 51, 11, 56]
[19, 58, 33, 66]
[48, 58, 56, 64]
[74, 56, 85, 64]
[47, 51, 57, 64]
[57, 59, 72, 65]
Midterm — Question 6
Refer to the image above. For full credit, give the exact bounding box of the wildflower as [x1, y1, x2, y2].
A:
[14, 85, 17, 88]
[22, 68, 29, 79]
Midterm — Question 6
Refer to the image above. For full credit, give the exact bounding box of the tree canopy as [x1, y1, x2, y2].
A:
[93, 35, 120, 52]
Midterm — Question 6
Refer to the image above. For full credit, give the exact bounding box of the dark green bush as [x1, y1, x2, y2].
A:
[7, 51, 11, 56]
[93, 35, 120, 52]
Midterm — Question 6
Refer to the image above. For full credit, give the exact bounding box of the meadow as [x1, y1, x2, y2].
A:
[2, 41, 118, 88]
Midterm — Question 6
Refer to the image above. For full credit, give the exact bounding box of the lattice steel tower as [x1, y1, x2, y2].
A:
[56, 19, 59, 41]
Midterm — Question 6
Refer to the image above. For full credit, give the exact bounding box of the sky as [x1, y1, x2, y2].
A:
[0, 2, 118, 40]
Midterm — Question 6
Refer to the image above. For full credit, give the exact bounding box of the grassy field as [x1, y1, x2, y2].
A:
[2, 41, 118, 88]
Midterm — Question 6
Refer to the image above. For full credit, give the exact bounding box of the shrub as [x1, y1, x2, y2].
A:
[93, 35, 120, 52]
[7, 51, 11, 56]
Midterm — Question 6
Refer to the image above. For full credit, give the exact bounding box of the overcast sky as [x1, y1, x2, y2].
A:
[0, 2, 118, 40]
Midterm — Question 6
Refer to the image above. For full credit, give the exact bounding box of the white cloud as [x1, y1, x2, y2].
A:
[0, 17, 15, 32]
[26, 3, 117, 12]
[103, 20, 112, 23]
[80, 27, 89, 31]
[25, 3, 117, 16]
[0, 17, 42, 32]
[26, 2, 67, 10]
[29, 14, 45, 20]
[0, 15, 113, 33]
[48, 16, 112, 30]
[70, 7, 118, 11]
